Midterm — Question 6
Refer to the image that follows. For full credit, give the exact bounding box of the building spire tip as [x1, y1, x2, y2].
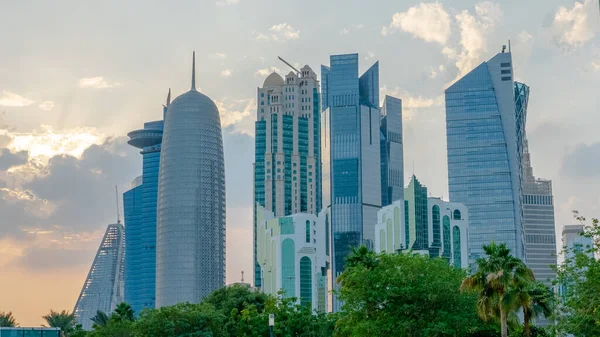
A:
[191, 51, 196, 91]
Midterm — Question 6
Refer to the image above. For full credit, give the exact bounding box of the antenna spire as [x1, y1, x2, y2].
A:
[191, 51, 196, 91]
[166, 88, 171, 106]
[115, 185, 121, 224]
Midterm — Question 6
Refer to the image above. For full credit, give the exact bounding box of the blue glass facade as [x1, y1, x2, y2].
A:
[124, 109, 165, 314]
[321, 54, 384, 311]
[445, 51, 525, 266]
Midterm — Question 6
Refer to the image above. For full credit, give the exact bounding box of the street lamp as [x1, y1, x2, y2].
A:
[269, 313, 275, 337]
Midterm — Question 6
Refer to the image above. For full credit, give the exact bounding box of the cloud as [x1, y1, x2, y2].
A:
[216, 98, 255, 136]
[256, 23, 300, 41]
[443, 1, 503, 80]
[560, 142, 600, 179]
[254, 66, 281, 78]
[593, 60, 600, 71]
[364, 51, 376, 61]
[428, 64, 446, 78]
[37, 101, 55, 111]
[0, 91, 35, 107]
[216, 0, 239, 5]
[0, 149, 28, 171]
[9, 245, 96, 272]
[553, 0, 597, 46]
[78, 77, 121, 89]
[340, 24, 364, 35]
[382, 2, 451, 45]
[380, 86, 443, 120]
[220, 69, 233, 77]
[518, 30, 533, 44]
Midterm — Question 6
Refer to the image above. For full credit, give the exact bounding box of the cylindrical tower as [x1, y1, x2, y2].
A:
[156, 53, 226, 307]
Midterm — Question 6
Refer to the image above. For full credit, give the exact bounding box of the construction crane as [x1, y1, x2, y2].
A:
[278, 56, 301, 77]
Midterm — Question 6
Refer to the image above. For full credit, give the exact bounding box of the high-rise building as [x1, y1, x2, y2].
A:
[122, 94, 168, 314]
[562, 225, 594, 259]
[380, 96, 404, 206]
[321, 53, 403, 311]
[256, 205, 330, 312]
[156, 53, 226, 307]
[74, 222, 125, 330]
[445, 49, 525, 266]
[374, 184, 469, 269]
[253, 65, 321, 287]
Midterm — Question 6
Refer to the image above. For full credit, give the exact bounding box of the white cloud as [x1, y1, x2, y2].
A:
[220, 69, 233, 77]
[256, 23, 300, 41]
[380, 85, 443, 120]
[209, 53, 227, 59]
[37, 101, 55, 111]
[216, 98, 255, 136]
[518, 30, 533, 44]
[382, 2, 451, 45]
[428, 64, 446, 78]
[444, 1, 503, 80]
[78, 77, 121, 89]
[553, 0, 597, 46]
[254, 66, 281, 78]
[216, 0, 239, 5]
[0, 91, 34, 107]
[364, 51, 376, 60]
[340, 24, 364, 35]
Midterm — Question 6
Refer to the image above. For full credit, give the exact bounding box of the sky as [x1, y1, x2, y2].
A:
[0, 0, 598, 327]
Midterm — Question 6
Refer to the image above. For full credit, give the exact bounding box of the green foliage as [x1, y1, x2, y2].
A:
[461, 242, 535, 337]
[42, 309, 77, 336]
[554, 211, 600, 336]
[90, 310, 109, 328]
[0, 311, 17, 327]
[133, 302, 225, 337]
[112, 302, 135, 322]
[336, 246, 493, 337]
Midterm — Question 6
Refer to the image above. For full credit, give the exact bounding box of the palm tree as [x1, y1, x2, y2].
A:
[460, 242, 535, 337]
[509, 281, 554, 337]
[42, 310, 76, 336]
[91, 310, 109, 328]
[0, 311, 18, 327]
[112, 302, 134, 322]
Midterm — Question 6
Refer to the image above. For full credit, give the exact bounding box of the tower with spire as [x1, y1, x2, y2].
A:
[155, 52, 226, 306]
[123, 86, 170, 314]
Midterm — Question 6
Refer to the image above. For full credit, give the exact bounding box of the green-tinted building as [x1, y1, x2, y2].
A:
[404, 175, 429, 251]
[0, 328, 60, 337]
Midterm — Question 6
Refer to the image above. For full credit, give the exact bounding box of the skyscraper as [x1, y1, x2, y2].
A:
[253, 64, 321, 287]
[445, 49, 525, 266]
[122, 93, 167, 314]
[380, 95, 404, 206]
[519, 80, 557, 286]
[321, 53, 403, 311]
[156, 53, 226, 307]
[74, 222, 125, 330]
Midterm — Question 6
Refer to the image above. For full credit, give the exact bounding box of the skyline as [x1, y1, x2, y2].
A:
[0, 0, 599, 326]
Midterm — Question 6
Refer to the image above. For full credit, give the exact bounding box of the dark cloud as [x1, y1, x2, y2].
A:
[0, 148, 28, 171]
[10, 245, 96, 272]
[23, 137, 141, 232]
[560, 142, 600, 179]
[0, 190, 42, 240]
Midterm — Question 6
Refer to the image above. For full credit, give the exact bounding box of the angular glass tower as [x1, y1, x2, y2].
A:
[445, 50, 525, 266]
[321, 54, 394, 311]
[123, 96, 167, 314]
[404, 175, 428, 251]
[156, 53, 226, 307]
[253, 66, 321, 287]
[74, 223, 125, 330]
[380, 95, 404, 206]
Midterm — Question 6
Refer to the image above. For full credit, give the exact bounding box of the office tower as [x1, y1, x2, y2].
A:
[74, 222, 125, 330]
[122, 94, 168, 314]
[156, 53, 226, 307]
[380, 95, 404, 206]
[562, 225, 594, 259]
[256, 205, 330, 312]
[322, 53, 393, 311]
[404, 175, 429, 251]
[445, 48, 525, 266]
[375, 185, 469, 269]
[253, 64, 321, 287]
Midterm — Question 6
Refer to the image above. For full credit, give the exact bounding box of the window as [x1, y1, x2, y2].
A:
[306, 220, 311, 243]
[443, 216, 451, 261]
[282, 239, 295, 297]
[261, 93, 264, 97]
[453, 209, 461, 220]
[261, 101, 264, 105]
[453, 226, 461, 268]
[501, 76, 511, 81]
[300, 257, 312, 307]
[501, 62, 511, 67]
[432, 205, 441, 245]
[501, 69, 511, 74]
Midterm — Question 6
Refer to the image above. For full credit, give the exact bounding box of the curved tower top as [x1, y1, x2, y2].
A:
[155, 52, 226, 307]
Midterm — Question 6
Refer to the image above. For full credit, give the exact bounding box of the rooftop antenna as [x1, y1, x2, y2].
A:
[508, 40, 511, 53]
[278, 56, 301, 77]
[241, 270, 244, 283]
[162, 88, 171, 109]
[191, 51, 196, 91]
[115, 185, 121, 224]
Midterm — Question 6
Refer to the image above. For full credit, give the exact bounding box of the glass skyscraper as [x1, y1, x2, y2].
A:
[445, 50, 525, 266]
[321, 53, 402, 311]
[253, 66, 322, 287]
[122, 93, 168, 314]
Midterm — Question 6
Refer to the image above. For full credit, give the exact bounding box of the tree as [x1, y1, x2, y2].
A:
[461, 242, 534, 337]
[336, 246, 493, 337]
[132, 302, 226, 337]
[90, 311, 109, 328]
[0, 311, 17, 327]
[112, 303, 134, 322]
[42, 310, 77, 336]
[554, 211, 600, 336]
[508, 282, 553, 337]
